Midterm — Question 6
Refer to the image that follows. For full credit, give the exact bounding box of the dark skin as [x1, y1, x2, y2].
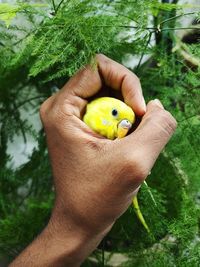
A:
[10, 54, 177, 267]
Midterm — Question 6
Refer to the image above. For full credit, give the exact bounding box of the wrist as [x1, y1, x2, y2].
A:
[10, 212, 108, 267]
[42, 218, 84, 267]
[47, 209, 112, 267]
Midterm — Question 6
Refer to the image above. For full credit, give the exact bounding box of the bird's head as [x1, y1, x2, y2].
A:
[83, 97, 135, 139]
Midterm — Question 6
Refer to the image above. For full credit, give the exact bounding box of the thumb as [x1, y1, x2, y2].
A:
[122, 99, 177, 177]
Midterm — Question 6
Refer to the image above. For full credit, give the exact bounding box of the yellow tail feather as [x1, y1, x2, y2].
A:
[132, 196, 150, 233]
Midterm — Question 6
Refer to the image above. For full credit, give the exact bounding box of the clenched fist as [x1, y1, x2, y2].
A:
[10, 54, 177, 267]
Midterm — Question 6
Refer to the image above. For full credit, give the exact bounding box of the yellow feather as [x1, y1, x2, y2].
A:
[83, 97, 150, 232]
[132, 197, 150, 233]
[83, 97, 135, 139]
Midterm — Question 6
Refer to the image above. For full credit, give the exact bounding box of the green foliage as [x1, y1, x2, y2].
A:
[0, 0, 200, 266]
[0, 3, 47, 27]
[0, 136, 53, 259]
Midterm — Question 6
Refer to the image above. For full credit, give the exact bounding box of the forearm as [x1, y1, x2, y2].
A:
[9, 213, 108, 267]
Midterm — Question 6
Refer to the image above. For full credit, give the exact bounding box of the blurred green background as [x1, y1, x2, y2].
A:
[0, 0, 200, 266]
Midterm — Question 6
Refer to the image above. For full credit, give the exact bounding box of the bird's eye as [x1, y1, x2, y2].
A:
[112, 108, 118, 117]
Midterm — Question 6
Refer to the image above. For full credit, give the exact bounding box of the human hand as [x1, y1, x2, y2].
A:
[10, 54, 177, 267]
[40, 54, 177, 265]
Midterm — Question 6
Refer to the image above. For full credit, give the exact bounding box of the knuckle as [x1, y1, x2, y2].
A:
[149, 109, 177, 136]
[49, 106, 73, 135]
[39, 97, 52, 123]
[60, 99, 74, 117]
[40, 95, 72, 129]
[96, 53, 106, 62]
[133, 158, 149, 182]
[159, 110, 177, 134]
[118, 154, 147, 188]
[122, 157, 135, 174]
[134, 74, 140, 84]
[168, 113, 177, 131]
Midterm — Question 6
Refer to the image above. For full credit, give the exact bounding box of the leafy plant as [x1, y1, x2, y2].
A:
[0, 0, 200, 266]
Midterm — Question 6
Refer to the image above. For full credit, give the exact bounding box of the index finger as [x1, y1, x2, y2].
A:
[61, 54, 146, 116]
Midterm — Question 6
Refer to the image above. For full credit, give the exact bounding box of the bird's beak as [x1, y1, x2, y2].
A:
[117, 119, 132, 139]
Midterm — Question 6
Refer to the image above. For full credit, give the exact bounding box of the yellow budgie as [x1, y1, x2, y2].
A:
[83, 97, 150, 233]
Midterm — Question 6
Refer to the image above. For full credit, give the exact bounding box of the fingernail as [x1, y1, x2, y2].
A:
[154, 99, 164, 109]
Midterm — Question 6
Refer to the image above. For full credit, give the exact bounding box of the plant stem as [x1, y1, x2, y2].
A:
[51, 0, 56, 13]
[136, 31, 153, 70]
[159, 11, 198, 25]
[55, 0, 65, 14]
[16, 96, 46, 109]
[94, 25, 199, 32]
[12, 101, 27, 144]
[161, 26, 200, 31]
[94, 25, 157, 31]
